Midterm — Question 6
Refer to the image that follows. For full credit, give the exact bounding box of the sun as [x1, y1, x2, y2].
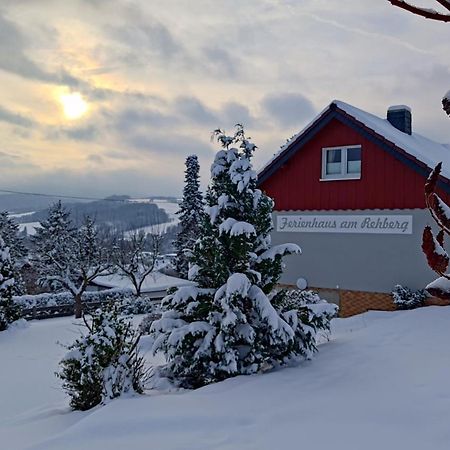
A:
[59, 92, 89, 120]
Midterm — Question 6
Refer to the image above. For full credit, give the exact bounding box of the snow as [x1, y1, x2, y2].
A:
[257, 243, 301, 261]
[426, 276, 450, 292]
[9, 211, 35, 218]
[17, 221, 41, 236]
[3, 307, 450, 449]
[125, 200, 180, 236]
[93, 271, 195, 295]
[387, 104, 411, 112]
[218, 218, 256, 236]
[259, 100, 450, 180]
[334, 100, 450, 179]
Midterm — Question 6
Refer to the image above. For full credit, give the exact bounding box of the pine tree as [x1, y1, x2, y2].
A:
[0, 236, 22, 331]
[150, 125, 308, 388]
[33, 202, 114, 318]
[175, 155, 204, 278]
[0, 212, 28, 295]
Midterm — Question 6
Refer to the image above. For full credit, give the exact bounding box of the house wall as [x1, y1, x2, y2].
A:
[272, 209, 437, 294]
[259, 118, 450, 211]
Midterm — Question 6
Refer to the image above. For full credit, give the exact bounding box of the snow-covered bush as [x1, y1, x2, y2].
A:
[0, 237, 22, 331]
[15, 288, 132, 309]
[150, 125, 313, 388]
[138, 308, 163, 335]
[119, 296, 160, 315]
[272, 289, 338, 356]
[392, 284, 427, 310]
[57, 305, 147, 411]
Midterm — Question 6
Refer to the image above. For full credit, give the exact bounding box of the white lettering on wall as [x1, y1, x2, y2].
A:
[277, 215, 413, 234]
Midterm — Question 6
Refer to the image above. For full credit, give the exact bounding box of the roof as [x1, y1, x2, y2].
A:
[258, 100, 450, 188]
[92, 271, 195, 294]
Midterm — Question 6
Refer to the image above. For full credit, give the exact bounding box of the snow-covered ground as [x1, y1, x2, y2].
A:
[126, 200, 180, 236]
[2, 307, 450, 449]
[93, 271, 194, 294]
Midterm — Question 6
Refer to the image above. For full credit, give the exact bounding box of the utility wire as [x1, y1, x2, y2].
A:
[0, 188, 142, 203]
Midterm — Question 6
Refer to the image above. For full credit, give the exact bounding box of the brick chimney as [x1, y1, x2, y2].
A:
[387, 105, 412, 135]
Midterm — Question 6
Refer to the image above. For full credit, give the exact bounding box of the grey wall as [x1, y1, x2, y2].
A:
[272, 209, 439, 293]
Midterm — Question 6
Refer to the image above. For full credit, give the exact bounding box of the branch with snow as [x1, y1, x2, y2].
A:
[388, 0, 450, 22]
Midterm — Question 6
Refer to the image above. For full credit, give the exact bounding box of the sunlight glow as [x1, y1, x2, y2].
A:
[59, 92, 89, 120]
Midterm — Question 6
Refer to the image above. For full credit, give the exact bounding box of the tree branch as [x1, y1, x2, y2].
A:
[388, 0, 450, 21]
[436, 0, 450, 12]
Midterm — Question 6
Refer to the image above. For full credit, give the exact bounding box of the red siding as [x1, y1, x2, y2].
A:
[260, 119, 450, 211]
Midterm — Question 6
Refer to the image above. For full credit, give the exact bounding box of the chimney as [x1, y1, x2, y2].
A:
[387, 105, 412, 135]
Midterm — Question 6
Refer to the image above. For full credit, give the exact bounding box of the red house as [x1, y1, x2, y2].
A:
[258, 100, 450, 316]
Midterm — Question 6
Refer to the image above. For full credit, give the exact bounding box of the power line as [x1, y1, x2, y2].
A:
[0, 188, 133, 203]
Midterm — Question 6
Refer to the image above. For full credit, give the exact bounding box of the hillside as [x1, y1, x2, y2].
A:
[15, 197, 171, 232]
[1, 307, 450, 449]
[0, 194, 87, 214]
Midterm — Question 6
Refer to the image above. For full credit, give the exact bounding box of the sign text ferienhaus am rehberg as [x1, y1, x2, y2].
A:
[277, 215, 413, 234]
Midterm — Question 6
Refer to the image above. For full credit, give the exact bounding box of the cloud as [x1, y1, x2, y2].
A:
[262, 93, 316, 127]
[123, 132, 214, 159]
[113, 107, 179, 133]
[0, 12, 79, 85]
[221, 102, 255, 128]
[174, 97, 219, 126]
[202, 46, 240, 79]
[45, 124, 100, 142]
[0, 150, 37, 169]
[0, 105, 34, 127]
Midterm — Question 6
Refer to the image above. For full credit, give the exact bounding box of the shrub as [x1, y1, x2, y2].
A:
[272, 289, 339, 356]
[392, 284, 427, 310]
[14, 288, 134, 309]
[118, 296, 159, 315]
[57, 305, 148, 410]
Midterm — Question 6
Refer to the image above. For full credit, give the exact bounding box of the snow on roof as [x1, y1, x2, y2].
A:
[93, 271, 195, 294]
[258, 100, 450, 181]
[334, 100, 450, 179]
[387, 105, 411, 112]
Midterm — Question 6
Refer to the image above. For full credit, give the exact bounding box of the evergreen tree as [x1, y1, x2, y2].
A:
[0, 212, 28, 295]
[33, 202, 114, 318]
[175, 155, 204, 278]
[0, 237, 22, 331]
[150, 125, 312, 388]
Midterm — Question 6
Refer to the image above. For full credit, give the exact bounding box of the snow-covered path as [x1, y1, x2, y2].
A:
[1, 308, 450, 449]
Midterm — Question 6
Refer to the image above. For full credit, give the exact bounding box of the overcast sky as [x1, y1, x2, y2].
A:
[0, 0, 449, 197]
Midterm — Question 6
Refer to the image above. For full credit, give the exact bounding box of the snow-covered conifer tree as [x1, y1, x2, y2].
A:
[174, 155, 204, 278]
[0, 212, 28, 295]
[150, 125, 312, 388]
[33, 202, 114, 318]
[0, 212, 27, 262]
[0, 237, 21, 331]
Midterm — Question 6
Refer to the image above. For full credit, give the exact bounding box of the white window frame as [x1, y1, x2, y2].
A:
[320, 145, 362, 181]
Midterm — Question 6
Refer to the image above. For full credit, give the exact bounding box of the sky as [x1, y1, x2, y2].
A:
[0, 0, 450, 198]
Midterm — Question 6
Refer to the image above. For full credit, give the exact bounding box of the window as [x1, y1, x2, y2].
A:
[321, 145, 361, 180]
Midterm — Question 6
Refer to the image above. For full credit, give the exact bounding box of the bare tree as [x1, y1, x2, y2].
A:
[388, 0, 450, 22]
[34, 203, 115, 318]
[387, 0, 450, 117]
[114, 230, 163, 297]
